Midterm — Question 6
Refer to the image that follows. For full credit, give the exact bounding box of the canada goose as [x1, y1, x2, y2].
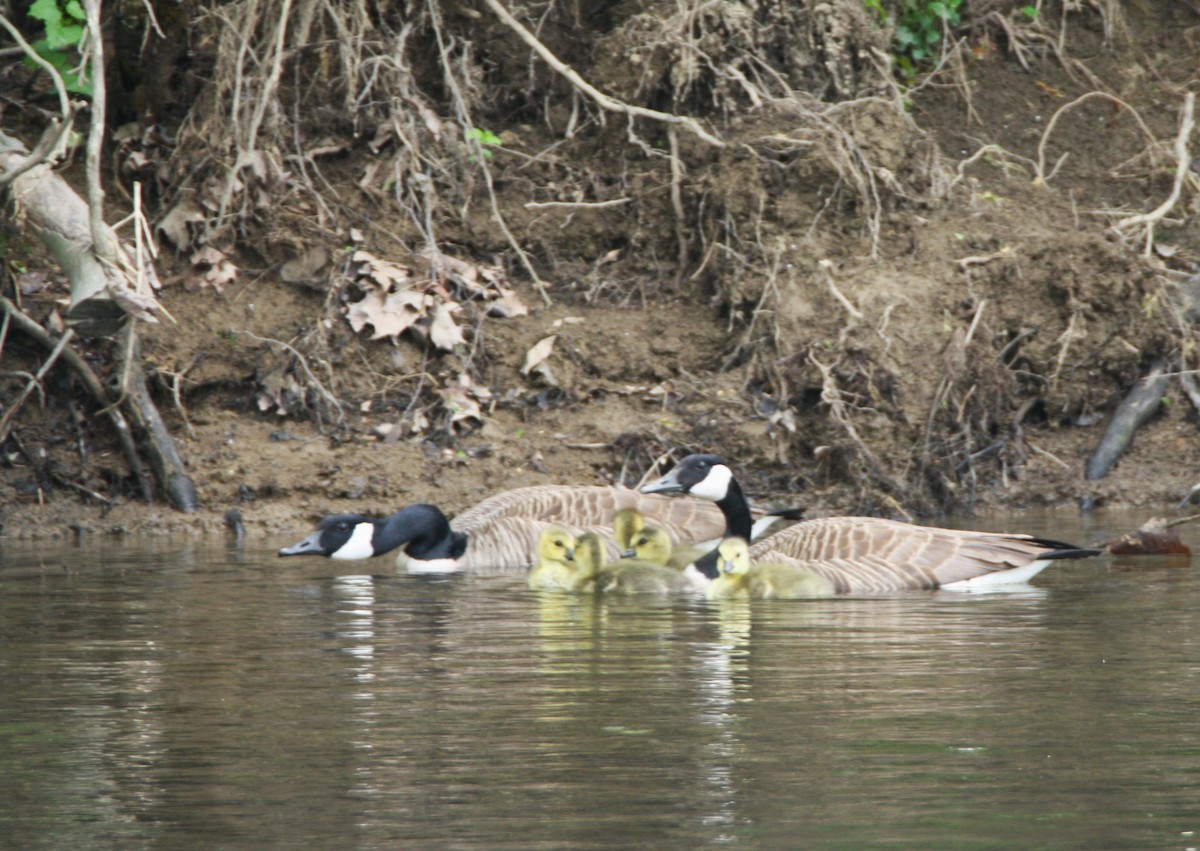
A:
[705, 537, 836, 600]
[641, 454, 1101, 592]
[527, 527, 595, 592]
[278, 484, 734, 574]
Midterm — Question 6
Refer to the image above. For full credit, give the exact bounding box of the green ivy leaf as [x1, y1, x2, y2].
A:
[27, 0, 62, 26]
[26, 38, 92, 95]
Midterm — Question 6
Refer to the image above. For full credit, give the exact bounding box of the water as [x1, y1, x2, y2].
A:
[2, 511, 1199, 849]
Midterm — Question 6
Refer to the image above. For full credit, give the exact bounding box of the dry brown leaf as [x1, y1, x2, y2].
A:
[352, 250, 413, 291]
[185, 247, 238, 293]
[346, 289, 426, 339]
[488, 289, 529, 318]
[157, 200, 206, 250]
[521, 335, 557, 375]
[428, 301, 466, 350]
[438, 374, 486, 430]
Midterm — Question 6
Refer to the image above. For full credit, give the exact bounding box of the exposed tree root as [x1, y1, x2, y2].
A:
[0, 297, 153, 501]
[1084, 358, 1169, 483]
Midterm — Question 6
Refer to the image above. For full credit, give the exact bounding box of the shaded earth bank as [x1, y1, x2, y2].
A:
[2, 0, 1200, 540]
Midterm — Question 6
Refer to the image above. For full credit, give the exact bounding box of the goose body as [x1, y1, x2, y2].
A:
[642, 454, 1100, 593]
[527, 527, 596, 592]
[706, 537, 836, 600]
[278, 484, 733, 574]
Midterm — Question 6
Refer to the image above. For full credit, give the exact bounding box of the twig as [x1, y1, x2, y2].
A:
[668, 127, 688, 289]
[818, 260, 863, 320]
[1027, 441, 1071, 470]
[233, 328, 346, 426]
[424, 0, 550, 306]
[1110, 92, 1196, 255]
[480, 0, 724, 148]
[956, 248, 1014, 270]
[0, 113, 79, 188]
[82, 0, 116, 262]
[0, 329, 74, 446]
[0, 296, 153, 499]
[0, 14, 71, 117]
[524, 198, 631, 209]
[1035, 92, 1158, 187]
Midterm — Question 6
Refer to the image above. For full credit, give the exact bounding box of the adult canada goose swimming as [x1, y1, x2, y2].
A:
[278, 484, 731, 574]
[706, 537, 836, 600]
[527, 527, 596, 592]
[641, 454, 1101, 592]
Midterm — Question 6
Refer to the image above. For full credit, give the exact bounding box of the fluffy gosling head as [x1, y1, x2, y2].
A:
[624, 526, 674, 566]
[537, 526, 578, 567]
[716, 537, 752, 576]
[612, 508, 647, 551]
[574, 532, 606, 578]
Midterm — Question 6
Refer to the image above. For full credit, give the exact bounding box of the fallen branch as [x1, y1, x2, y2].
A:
[0, 136, 167, 336]
[1084, 358, 1170, 481]
[118, 326, 198, 513]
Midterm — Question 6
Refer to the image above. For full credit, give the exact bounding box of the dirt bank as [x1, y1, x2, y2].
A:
[2, 1, 1199, 540]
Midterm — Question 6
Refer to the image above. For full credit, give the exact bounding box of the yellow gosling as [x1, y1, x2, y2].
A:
[527, 527, 586, 592]
[617, 510, 708, 571]
[598, 535, 691, 595]
[706, 537, 836, 601]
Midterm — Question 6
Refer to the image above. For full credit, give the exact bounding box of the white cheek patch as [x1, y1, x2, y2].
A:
[331, 523, 377, 560]
[688, 464, 732, 501]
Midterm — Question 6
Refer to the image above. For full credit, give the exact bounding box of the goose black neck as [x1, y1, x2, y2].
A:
[716, 478, 754, 540]
[693, 549, 721, 580]
[380, 504, 469, 560]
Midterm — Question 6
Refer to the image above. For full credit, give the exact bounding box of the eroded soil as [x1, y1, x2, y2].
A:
[2, 3, 1200, 540]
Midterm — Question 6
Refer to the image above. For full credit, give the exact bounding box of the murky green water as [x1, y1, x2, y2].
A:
[2, 511, 1199, 849]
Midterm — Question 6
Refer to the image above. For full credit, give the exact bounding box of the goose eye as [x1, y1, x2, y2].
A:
[335, 521, 350, 532]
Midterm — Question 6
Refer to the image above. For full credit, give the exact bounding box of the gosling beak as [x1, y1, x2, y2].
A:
[620, 548, 637, 559]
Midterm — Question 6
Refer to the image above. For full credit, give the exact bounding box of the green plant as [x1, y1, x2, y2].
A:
[26, 0, 92, 96]
[863, 0, 963, 79]
[465, 127, 502, 160]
